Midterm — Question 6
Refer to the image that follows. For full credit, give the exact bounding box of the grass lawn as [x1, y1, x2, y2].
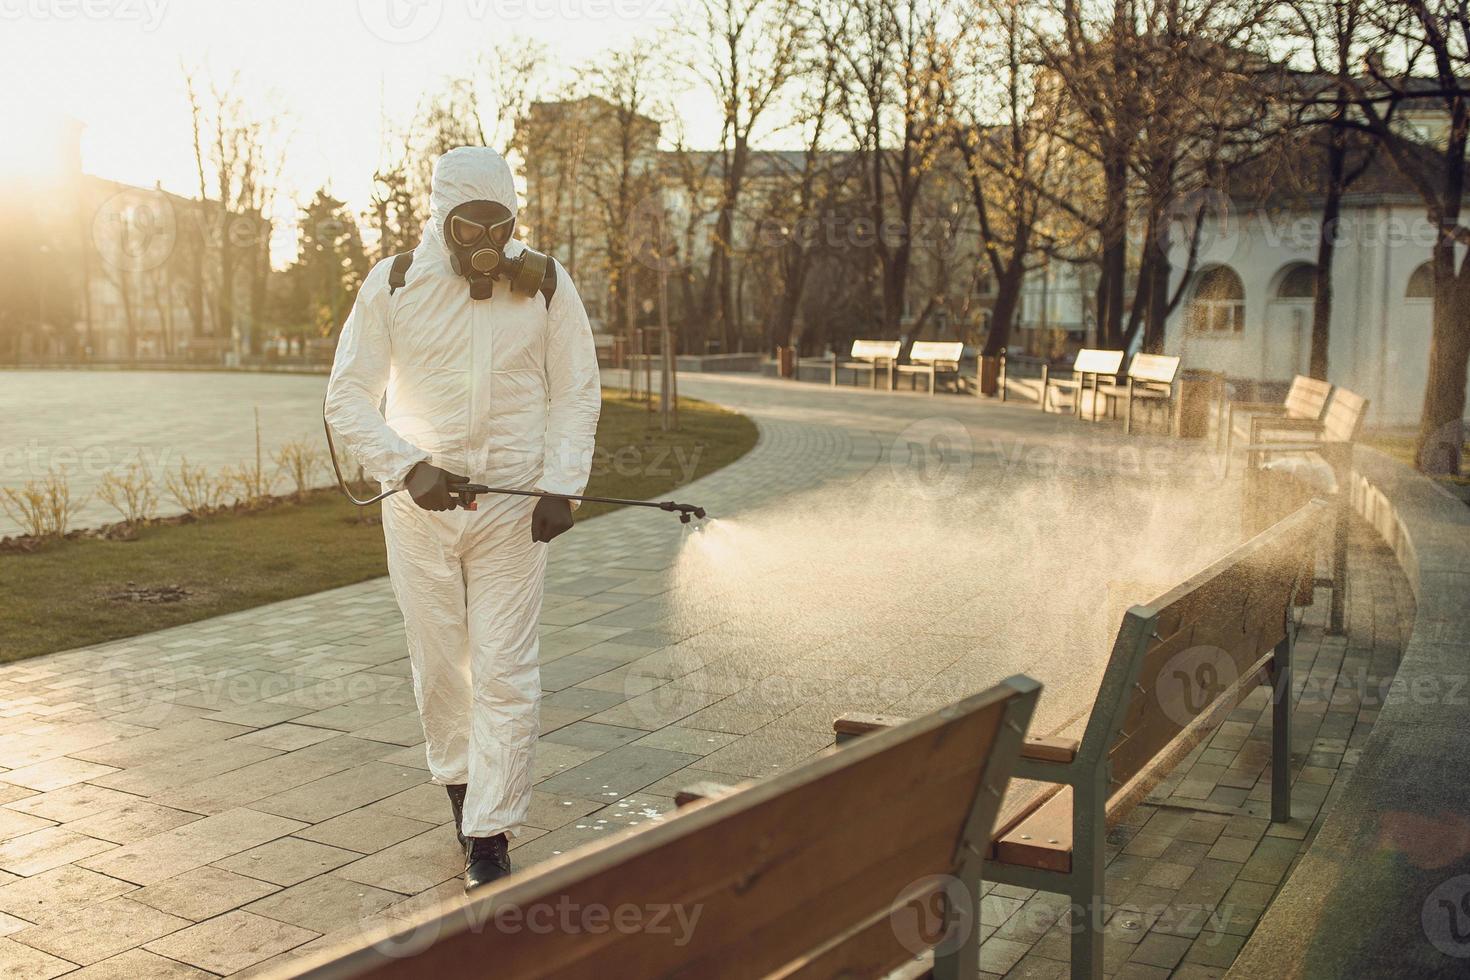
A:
[1364, 432, 1470, 486]
[0, 391, 757, 663]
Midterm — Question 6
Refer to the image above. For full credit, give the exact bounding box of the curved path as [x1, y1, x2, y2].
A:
[0, 373, 1404, 977]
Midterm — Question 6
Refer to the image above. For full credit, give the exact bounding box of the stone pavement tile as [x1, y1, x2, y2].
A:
[130, 866, 281, 921]
[250, 762, 426, 824]
[334, 824, 464, 894]
[536, 745, 700, 803]
[374, 742, 429, 770]
[584, 688, 727, 732]
[144, 909, 319, 975]
[0, 827, 115, 876]
[539, 687, 629, 722]
[632, 726, 738, 756]
[532, 742, 602, 783]
[2, 784, 140, 823]
[204, 703, 314, 728]
[275, 703, 409, 734]
[62, 800, 202, 845]
[1, 757, 118, 793]
[640, 765, 750, 799]
[214, 836, 360, 887]
[80, 807, 306, 886]
[1236, 836, 1298, 885]
[0, 783, 39, 806]
[0, 809, 55, 843]
[294, 808, 436, 854]
[11, 895, 191, 966]
[1184, 928, 1247, 968]
[541, 721, 648, 752]
[155, 736, 393, 815]
[230, 723, 341, 751]
[0, 936, 74, 980]
[0, 865, 136, 925]
[0, 720, 150, 770]
[676, 701, 782, 735]
[87, 739, 281, 798]
[243, 873, 401, 936]
[369, 784, 452, 825]
[68, 719, 252, 769]
[539, 655, 630, 691]
[345, 712, 425, 746]
[696, 727, 831, 778]
[524, 791, 602, 832]
[1205, 835, 1255, 863]
[1127, 930, 1192, 970]
[55, 948, 214, 979]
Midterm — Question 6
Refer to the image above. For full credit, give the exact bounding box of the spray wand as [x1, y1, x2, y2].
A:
[323, 408, 708, 524]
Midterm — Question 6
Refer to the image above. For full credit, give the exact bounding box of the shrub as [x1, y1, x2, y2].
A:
[1, 469, 86, 538]
[222, 406, 275, 507]
[273, 439, 324, 499]
[97, 457, 160, 526]
[164, 457, 225, 516]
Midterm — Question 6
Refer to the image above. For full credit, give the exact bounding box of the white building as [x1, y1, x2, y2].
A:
[1161, 188, 1457, 428]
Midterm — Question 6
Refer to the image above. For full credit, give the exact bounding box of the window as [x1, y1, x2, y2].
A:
[1188, 265, 1245, 334]
[1406, 261, 1433, 299]
[1276, 263, 1316, 299]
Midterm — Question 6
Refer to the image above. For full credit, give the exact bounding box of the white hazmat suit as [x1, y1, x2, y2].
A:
[325, 147, 601, 838]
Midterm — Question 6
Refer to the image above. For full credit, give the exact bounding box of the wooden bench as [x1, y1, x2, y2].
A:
[834, 501, 1327, 979]
[1218, 374, 1332, 454]
[831, 339, 902, 389]
[284, 677, 1040, 980]
[1040, 349, 1124, 419]
[1241, 386, 1369, 636]
[1095, 353, 1181, 434]
[895, 341, 966, 395]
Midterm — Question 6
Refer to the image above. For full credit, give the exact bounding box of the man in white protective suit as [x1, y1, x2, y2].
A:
[325, 146, 601, 891]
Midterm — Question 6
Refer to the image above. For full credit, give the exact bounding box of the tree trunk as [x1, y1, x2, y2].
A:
[1099, 152, 1129, 348]
[1310, 136, 1346, 380]
[1416, 268, 1469, 474]
[982, 261, 1026, 357]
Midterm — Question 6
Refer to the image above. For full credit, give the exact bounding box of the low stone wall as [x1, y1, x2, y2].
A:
[1229, 447, 1470, 978]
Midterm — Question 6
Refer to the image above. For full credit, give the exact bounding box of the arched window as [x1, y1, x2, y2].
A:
[1188, 265, 1245, 334]
[1276, 263, 1317, 299]
[1406, 262, 1434, 299]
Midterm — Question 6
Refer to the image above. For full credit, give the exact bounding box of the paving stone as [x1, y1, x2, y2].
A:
[2, 784, 140, 824]
[540, 721, 648, 751]
[536, 745, 701, 803]
[294, 808, 436, 854]
[144, 909, 318, 974]
[0, 827, 114, 876]
[0, 865, 136, 925]
[0, 809, 55, 844]
[10, 896, 190, 966]
[250, 762, 427, 824]
[334, 824, 463, 894]
[62, 801, 202, 845]
[0, 936, 74, 980]
[214, 836, 360, 887]
[230, 723, 341, 751]
[243, 873, 402, 936]
[53, 947, 215, 979]
[80, 808, 306, 886]
[129, 865, 281, 921]
[1, 757, 119, 792]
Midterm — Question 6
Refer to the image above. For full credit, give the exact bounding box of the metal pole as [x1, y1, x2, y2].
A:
[660, 263, 672, 431]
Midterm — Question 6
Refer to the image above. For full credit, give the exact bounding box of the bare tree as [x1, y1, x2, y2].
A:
[680, 0, 803, 352]
[1349, 0, 1470, 474]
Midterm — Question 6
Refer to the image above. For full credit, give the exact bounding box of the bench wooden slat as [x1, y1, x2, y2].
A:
[1022, 736, 1079, 764]
[1126, 353, 1180, 385]
[995, 788, 1074, 873]
[1071, 349, 1125, 375]
[907, 341, 964, 364]
[291, 678, 1038, 980]
[846, 340, 902, 362]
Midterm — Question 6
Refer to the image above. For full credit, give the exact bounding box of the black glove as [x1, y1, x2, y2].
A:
[405, 462, 467, 512]
[531, 496, 574, 543]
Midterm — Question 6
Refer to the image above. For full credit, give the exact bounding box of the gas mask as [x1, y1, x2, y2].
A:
[444, 200, 552, 301]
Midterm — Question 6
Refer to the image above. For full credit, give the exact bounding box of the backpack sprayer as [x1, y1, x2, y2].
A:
[322, 406, 708, 524]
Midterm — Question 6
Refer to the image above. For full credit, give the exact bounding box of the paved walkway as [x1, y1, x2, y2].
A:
[0, 375, 1411, 978]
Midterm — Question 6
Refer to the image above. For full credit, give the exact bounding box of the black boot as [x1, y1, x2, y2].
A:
[464, 833, 512, 893]
[445, 784, 467, 850]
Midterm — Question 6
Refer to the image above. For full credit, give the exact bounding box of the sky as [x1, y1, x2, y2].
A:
[0, 0, 695, 256]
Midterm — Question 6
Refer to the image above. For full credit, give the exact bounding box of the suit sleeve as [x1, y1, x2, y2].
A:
[538, 261, 602, 505]
[324, 259, 430, 488]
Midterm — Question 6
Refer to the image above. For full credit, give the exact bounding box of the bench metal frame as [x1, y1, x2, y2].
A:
[1040, 349, 1125, 420]
[896, 341, 966, 396]
[831, 340, 902, 389]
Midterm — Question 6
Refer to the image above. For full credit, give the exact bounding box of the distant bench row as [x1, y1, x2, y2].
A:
[288, 500, 1328, 980]
[809, 340, 967, 395]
